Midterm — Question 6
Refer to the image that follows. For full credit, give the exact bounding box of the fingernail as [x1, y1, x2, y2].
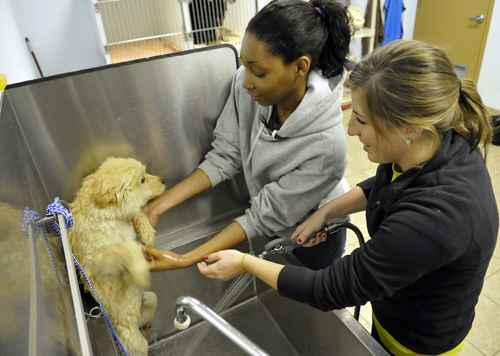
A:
[297, 239, 302, 243]
[204, 256, 208, 260]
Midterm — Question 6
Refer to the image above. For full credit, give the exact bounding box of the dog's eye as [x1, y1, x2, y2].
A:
[141, 178, 145, 183]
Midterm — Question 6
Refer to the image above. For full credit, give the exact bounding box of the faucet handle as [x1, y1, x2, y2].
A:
[174, 312, 191, 330]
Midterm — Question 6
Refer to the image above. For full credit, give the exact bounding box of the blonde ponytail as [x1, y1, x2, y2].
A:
[454, 78, 493, 158]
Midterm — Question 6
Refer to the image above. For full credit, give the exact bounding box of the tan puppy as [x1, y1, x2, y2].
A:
[69, 157, 165, 356]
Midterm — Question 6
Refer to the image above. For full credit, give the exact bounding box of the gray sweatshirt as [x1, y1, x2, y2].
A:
[198, 66, 349, 239]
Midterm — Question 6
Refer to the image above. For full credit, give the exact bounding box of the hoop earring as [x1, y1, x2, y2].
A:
[405, 138, 413, 145]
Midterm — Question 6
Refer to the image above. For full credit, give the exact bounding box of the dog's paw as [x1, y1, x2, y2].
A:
[134, 214, 156, 248]
[139, 228, 155, 249]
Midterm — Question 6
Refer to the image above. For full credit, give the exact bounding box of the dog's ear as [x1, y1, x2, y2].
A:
[94, 185, 120, 208]
[83, 172, 125, 208]
[82, 157, 144, 208]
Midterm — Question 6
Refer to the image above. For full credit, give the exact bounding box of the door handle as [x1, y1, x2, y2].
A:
[469, 14, 485, 23]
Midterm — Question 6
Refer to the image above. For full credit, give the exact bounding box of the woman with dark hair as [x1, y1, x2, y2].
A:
[138, 0, 353, 271]
[198, 40, 499, 355]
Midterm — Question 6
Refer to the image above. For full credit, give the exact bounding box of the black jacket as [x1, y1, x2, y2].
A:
[277, 131, 498, 354]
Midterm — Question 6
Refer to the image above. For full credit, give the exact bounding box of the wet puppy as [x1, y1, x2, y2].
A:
[69, 157, 165, 356]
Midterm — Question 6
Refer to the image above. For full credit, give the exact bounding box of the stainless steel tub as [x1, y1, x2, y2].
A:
[83, 230, 388, 356]
[0, 45, 388, 356]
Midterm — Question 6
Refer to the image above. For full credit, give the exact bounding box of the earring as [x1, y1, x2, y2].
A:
[405, 138, 413, 145]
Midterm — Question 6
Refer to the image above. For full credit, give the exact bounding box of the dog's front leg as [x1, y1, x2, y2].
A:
[86, 241, 151, 289]
[134, 212, 156, 248]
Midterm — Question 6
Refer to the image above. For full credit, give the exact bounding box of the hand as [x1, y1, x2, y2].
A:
[141, 245, 185, 271]
[300, 231, 327, 248]
[197, 250, 245, 281]
[135, 198, 162, 229]
[143, 201, 161, 227]
[133, 203, 160, 232]
[292, 209, 329, 247]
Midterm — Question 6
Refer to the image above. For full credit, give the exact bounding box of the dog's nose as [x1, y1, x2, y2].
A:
[161, 178, 165, 184]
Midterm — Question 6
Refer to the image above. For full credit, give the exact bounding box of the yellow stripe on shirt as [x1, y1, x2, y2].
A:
[391, 163, 403, 182]
[373, 313, 468, 356]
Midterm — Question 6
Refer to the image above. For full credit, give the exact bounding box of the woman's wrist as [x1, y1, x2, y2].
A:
[315, 207, 332, 227]
[150, 194, 170, 217]
[241, 253, 249, 273]
[149, 207, 161, 221]
[182, 251, 211, 268]
[177, 253, 193, 268]
[163, 251, 189, 268]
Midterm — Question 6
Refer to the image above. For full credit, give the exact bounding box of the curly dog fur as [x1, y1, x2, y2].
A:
[69, 157, 165, 356]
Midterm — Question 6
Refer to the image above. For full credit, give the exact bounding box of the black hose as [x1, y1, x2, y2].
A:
[334, 222, 365, 246]
[333, 222, 365, 321]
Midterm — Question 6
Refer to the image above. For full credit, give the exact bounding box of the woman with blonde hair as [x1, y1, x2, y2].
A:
[199, 39, 499, 355]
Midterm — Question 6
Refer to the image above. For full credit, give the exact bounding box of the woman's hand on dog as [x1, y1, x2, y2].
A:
[133, 212, 158, 231]
[142, 203, 161, 227]
[133, 202, 161, 231]
[133, 203, 161, 228]
[140, 245, 184, 271]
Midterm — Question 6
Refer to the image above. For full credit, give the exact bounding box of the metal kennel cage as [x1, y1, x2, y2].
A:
[89, 0, 258, 64]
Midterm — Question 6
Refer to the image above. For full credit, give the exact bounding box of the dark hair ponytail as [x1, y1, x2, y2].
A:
[246, 0, 352, 78]
[311, 0, 352, 77]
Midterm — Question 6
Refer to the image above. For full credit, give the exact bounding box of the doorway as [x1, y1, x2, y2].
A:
[413, 0, 495, 83]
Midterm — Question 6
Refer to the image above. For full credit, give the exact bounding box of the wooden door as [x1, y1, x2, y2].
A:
[413, 0, 495, 82]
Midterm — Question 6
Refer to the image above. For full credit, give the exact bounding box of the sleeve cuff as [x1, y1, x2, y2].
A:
[234, 215, 259, 240]
[197, 160, 221, 187]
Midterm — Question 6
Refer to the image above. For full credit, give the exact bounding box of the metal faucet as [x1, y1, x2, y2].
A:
[174, 296, 270, 356]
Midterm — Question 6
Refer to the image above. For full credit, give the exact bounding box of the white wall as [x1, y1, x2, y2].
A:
[1, 0, 106, 84]
[477, 0, 500, 110]
[402, 0, 418, 40]
[257, 0, 270, 11]
[0, 0, 39, 84]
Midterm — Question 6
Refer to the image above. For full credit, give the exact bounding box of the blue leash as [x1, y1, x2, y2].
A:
[24, 199, 128, 356]
[22, 209, 77, 329]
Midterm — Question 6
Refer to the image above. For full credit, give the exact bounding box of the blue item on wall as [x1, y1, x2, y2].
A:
[382, 0, 405, 46]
